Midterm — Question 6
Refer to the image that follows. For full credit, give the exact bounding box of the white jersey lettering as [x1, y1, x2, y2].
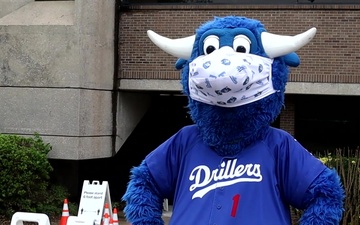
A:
[189, 159, 262, 199]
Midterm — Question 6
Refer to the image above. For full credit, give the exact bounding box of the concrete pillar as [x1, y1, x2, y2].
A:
[116, 92, 152, 153]
[0, 0, 33, 18]
[0, 0, 116, 159]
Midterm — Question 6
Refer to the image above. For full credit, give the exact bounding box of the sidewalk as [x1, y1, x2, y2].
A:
[119, 216, 170, 225]
[118, 206, 172, 225]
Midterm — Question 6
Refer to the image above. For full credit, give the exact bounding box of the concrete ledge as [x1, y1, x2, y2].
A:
[0, 1, 75, 25]
[286, 82, 360, 96]
[119, 79, 360, 96]
[119, 79, 182, 92]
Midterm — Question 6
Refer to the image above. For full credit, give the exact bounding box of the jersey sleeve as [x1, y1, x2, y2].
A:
[275, 132, 327, 209]
[145, 126, 195, 198]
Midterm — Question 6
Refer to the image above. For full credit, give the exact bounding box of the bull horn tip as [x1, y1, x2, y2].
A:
[294, 27, 317, 47]
[147, 30, 155, 36]
[146, 30, 194, 60]
[305, 27, 317, 40]
[262, 27, 317, 58]
[147, 30, 158, 42]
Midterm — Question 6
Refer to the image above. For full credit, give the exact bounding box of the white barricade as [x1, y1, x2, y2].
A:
[10, 212, 51, 225]
[66, 216, 96, 225]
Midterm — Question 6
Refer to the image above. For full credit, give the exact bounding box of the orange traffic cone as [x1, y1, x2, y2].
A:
[101, 203, 111, 225]
[103, 213, 110, 225]
[103, 203, 110, 221]
[60, 199, 70, 225]
[109, 217, 114, 225]
[112, 208, 119, 225]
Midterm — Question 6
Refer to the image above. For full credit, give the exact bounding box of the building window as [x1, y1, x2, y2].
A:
[295, 95, 360, 153]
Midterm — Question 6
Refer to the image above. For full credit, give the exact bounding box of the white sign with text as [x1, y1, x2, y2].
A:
[77, 180, 112, 225]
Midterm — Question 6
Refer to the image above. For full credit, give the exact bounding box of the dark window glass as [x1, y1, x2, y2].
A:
[295, 95, 360, 153]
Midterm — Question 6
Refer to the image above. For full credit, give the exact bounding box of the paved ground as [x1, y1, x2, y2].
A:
[2, 209, 172, 225]
[119, 216, 171, 225]
[2, 215, 170, 225]
[118, 209, 172, 225]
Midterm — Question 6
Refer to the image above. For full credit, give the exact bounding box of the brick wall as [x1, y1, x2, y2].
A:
[280, 95, 295, 135]
[119, 4, 360, 83]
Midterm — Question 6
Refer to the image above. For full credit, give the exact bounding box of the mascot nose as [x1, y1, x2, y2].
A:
[219, 46, 235, 54]
[216, 46, 234, 54]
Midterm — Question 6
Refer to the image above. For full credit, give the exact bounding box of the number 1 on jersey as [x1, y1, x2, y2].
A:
[231, 194, 240, 217]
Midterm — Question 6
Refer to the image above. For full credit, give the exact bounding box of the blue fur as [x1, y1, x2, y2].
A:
[284, 52, 300, 67]
[122, 16, 345, 225]
[180, 17, 289, 156]
[122, 160, 164, 225]
[198, 28, 260, 55]
[175, 58, 187, 70]
[300, 168, 345, 225]
[189, 16, 266, 66]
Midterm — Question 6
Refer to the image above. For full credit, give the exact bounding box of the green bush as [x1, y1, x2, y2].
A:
[0, 133, 69, 218]
[319, 148, 360, 225]
[291, 148, 360, 225]
[36, 184, 74, 217]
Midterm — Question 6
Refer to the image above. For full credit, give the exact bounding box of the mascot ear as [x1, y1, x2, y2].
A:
[283, 52, 300, 67]
[175, 58, 187, 70]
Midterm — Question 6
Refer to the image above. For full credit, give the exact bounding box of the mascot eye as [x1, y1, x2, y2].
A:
[233, 35, 251, 53]
[203, 35, 219, 55]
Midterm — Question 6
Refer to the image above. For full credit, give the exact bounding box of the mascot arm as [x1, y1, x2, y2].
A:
[122, 160, 165, 225]
[299, 167, 345, 225]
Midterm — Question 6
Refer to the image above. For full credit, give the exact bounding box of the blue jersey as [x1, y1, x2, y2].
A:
[145, 125, 326, 225]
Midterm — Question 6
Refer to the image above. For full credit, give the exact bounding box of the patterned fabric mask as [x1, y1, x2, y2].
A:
[189, 47, 277, 108]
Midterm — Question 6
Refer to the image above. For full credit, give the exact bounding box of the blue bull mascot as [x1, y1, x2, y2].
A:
[122, 16, 345, 225]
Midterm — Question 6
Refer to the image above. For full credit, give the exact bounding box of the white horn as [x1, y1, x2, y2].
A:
[147, 30, 195, 60]
[261, 27, 317, 58]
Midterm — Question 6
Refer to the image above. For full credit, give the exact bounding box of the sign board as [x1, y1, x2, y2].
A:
[77, 180, 112, 225]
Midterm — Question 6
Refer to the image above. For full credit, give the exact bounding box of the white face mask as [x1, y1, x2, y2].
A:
[188, 47, 277, 108]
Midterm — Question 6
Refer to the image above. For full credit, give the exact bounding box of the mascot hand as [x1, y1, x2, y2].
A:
[122, 160, 165, 225]
[300, 168, 345, 225]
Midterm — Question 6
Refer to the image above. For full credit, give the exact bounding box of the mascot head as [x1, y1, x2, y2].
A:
[148, 16, 316, 156]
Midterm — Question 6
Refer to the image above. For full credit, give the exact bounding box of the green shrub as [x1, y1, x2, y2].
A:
[36, 184, 74, 217]
[292, 148, 360, 225]
[0, 133, 69, 218]
[319, 148, 360, 225]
